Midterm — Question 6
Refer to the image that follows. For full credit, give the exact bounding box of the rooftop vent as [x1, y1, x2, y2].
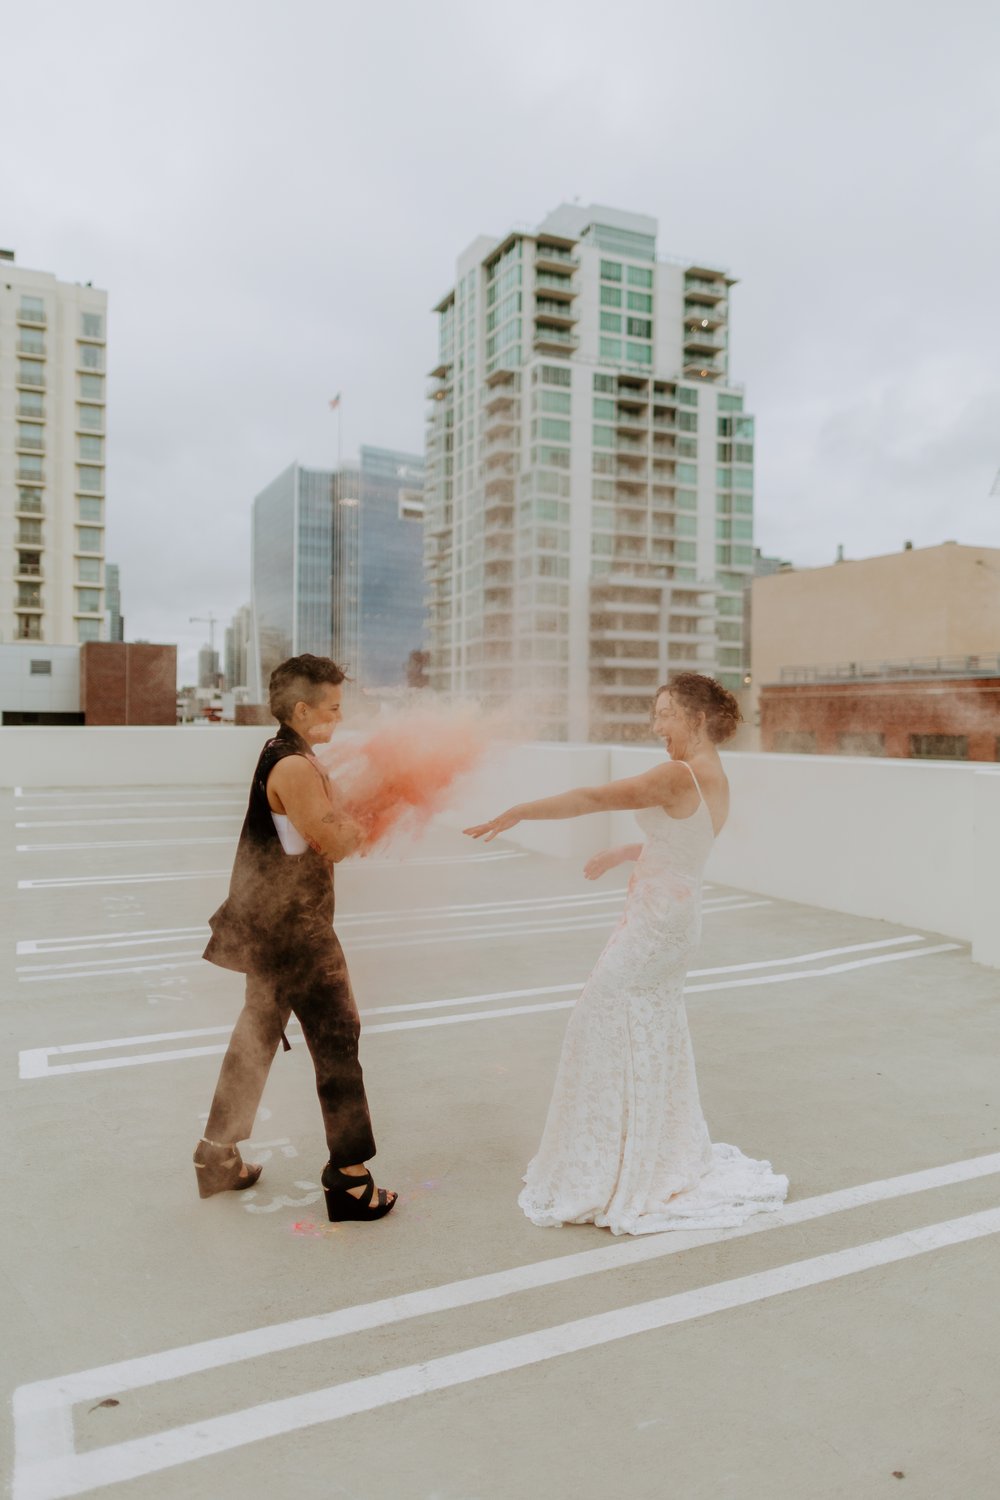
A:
[0, 248, 15, 262]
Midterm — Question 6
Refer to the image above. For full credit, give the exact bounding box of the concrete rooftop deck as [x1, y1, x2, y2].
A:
[4, 780, 1000, 1500]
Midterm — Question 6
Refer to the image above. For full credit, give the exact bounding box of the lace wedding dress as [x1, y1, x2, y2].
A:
[519, 767, 788, 1235]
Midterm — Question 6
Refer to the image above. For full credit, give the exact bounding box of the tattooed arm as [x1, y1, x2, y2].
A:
[267, 756, 363, 862]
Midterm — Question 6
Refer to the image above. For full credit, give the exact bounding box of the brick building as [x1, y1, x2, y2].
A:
[80, 642, 176, 724]
[760, 666, 1000, 760]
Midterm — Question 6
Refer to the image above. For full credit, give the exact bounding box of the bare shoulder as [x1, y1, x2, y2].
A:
[267, 752, 329, 813]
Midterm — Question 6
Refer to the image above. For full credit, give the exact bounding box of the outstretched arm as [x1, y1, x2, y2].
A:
[464, 763, 684, 841]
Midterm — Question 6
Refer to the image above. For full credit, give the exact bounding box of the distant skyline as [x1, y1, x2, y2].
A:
[3, 0, 998, 681]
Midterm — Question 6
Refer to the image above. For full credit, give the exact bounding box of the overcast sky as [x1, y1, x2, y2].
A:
[4, 0, 998, 681]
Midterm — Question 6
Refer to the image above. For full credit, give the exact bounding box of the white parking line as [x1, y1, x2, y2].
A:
[17, 837, 238, 853]
[12, 1157, 1000, 1500]
[15, 801, 245, 816]
[15, 816, 242, 829]
[17, 941, 960, 1078]
[16, 890, 632, 956]
[16, 848, 526, 889]
[14, 900, 771, 981]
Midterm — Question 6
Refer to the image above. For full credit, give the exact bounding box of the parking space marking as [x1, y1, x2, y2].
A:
[16, 848, 527, 889]
[17, 940, 959, 1078]
[13, 1166, 1000, 1500]
[14, 900, 771, 982]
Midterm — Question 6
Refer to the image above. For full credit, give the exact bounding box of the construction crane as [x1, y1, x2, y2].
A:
[189, 613, 219, 652]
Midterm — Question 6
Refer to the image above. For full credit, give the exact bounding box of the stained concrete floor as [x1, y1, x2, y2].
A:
[3, 783, 999, 1500]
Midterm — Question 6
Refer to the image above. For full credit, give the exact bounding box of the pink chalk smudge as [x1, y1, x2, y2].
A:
[315, 703, 498, 855]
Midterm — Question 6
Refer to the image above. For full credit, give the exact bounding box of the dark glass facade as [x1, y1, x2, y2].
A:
[251, 451, 425, 698]
[357, 446, 426, 686]
[251, 465, 297, 692]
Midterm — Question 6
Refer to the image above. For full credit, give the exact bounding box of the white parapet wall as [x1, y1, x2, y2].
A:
[0, 725, 268, 790]
[1, 728, 998, 967]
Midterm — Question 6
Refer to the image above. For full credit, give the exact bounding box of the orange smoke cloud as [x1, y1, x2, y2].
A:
[314, 703, 500, 854]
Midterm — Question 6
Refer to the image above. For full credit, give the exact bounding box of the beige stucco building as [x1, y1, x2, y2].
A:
[752, 542, 1000, 685]
[748, 541, 1000, 752]
[0, 249, 108, 648]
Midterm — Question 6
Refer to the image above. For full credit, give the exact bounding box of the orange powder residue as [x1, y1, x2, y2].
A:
[314, 704, 495, 854]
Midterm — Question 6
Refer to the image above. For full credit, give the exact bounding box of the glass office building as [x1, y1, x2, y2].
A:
[250, 450, 425, 700]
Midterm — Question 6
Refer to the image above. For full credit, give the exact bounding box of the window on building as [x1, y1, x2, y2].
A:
[79, 344, 104, 370]
[592, 425, 615, 448]
[593, 398, 615, 420]
[539, 418, 570, 442]
[676, 514, 698, 536]
[600, 260, 623, 282]
[676, 463, 697, 484]
[599, 337, 622, 360]
[675, 542, 697, 561]
[18, 455, 43, 478]
[677, 387, 698, 406]
[593, 373, 615, 392]
[626, 318, 652, 339]
[77, 557, 102, 582]
[77, 527, 103, 552]
[678, 411, 698, 432]
[17, 423, 44, 450]
[20, 295, 45, 320]
[600, 285, 622, 308]
[910, 734, 969, 760]
[77, 619, 101, 643]
[79, 435, 104, 461]
[626, 343, 652, 364]
[19, 328, 45, 354]
[19, 391, 44, 418]
[774, 731, 817, 753]
[718, 394, 744, 412]
[76, 588, 102, 613]
[839, 733, 885, 756]
[539, 364, 571, 386]
[600, 311, 622, 333]
[79, 373, 105, 400]
[626, 291, 652, 313]
[676, 489, 698, 509]
[540, 389, 571, 414]
[18, 360, 45, 387]
[78, 497, 103, 522]
[77, 465, 104, 492]
[627, 266, 653, 288]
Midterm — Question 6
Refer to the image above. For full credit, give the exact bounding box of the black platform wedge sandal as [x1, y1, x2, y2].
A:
[193, 1138, 263, 1198]
[322, 1163, 398, 1222]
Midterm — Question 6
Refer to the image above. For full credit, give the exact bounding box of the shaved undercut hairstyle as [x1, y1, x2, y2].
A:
[268, 654, 348, 724]
[656, 671, 743, 744]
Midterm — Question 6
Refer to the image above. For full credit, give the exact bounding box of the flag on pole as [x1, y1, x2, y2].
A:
[329, 393, 341, 411]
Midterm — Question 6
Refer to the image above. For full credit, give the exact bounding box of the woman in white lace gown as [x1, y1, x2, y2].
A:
[465, 673, 788, 1235]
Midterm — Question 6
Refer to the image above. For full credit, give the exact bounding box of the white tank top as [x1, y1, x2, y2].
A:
[270, 811, 309, 855]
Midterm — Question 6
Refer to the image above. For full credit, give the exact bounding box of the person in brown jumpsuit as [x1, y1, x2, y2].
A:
[193, 654, 396, 1222]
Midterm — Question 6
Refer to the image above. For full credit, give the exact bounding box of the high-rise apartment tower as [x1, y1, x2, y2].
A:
[423, 204, 754, 740]
[0, 250, 108, 647]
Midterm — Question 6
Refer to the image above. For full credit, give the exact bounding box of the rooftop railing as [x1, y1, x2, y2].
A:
[778, 655, 1000, 684]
